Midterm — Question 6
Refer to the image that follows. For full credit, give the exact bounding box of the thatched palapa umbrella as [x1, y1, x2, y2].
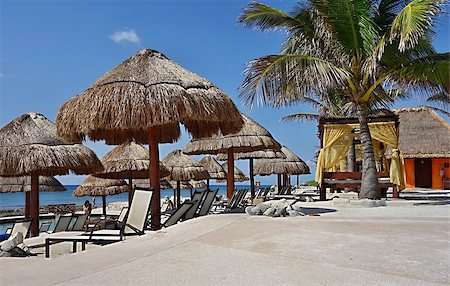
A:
[217, 149, 286, 197]
[56, 49, 243, 229]
[161, 150, 209, 207]
[0, 112, 103, 236]
[184, 114, 281, 198]
[74, 176, 128, 215]
[93, 141, 169, 205]
[254, 146, 310, 186]
[217, 163, 249, 183]
[0, 176, 66, 193]
[198, 156, 226, 190]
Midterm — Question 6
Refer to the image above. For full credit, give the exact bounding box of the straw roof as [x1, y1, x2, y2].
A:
[0, 112, 103, 177]
[169, 181, 194, 190]
[393, 107, 450, 158]
[184, 114, 281, 155]
[0, 176, 66, 193]
[254, 146, 310, 175]
[189, 180, 207, 189]
[94, 141, 169, 179]
[216, 149, 287, 160]
[73, 175, 129, 197]
[217, 163, 249, 182]
[56, 49, 244, 145]
[132, 178, 172, 190]
[198, 156, 227, 179]
[162, 150, 210, 181]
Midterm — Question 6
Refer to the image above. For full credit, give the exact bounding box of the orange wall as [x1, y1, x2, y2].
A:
[404, 158, 450, 189]
[432, 158, 450, 189]
[404, 159, 415, 188]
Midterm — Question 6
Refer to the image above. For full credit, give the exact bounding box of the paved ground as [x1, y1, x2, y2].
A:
[0, 202, 449, 286]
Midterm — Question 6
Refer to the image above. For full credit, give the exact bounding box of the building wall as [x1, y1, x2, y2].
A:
[404, 158, 450, 189]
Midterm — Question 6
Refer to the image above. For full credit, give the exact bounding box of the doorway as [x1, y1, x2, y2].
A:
[414, 158, 432, 188]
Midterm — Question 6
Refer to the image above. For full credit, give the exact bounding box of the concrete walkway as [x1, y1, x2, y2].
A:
[0, 203, 449, 286]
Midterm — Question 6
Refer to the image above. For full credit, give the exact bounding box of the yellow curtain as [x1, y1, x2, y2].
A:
[315, 124, 354, 185]
[369, 122, 406, 189]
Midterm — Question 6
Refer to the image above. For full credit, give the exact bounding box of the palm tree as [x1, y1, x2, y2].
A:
[238, 0, 449, 199]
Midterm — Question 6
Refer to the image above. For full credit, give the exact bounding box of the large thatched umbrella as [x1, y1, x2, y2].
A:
[198, 156, 226, 190]
[218, 163, 249, 183]
[73, 175, 128, 215]
[56, 49, 243, 229]
[0, 176, 66, 193]
[162, 150, 209, 207]
[93, 141, 169, 205]
[184, 114, 280, 198]
[0, 112, 102, 236]
[254, 146, 310, 186]
[217, 149, 286, 197]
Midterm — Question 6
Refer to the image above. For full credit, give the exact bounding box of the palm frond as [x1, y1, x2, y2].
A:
[427, 91, 450, 104]
[281, 113, 320, 123]
[389, 0, 445, 52]
[424, 105, 450, 117]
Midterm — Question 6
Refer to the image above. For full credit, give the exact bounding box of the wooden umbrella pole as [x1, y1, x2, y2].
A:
[102, 195, 107, 215]
[227, 148, 235, 199]
[30, 173, 39, 237]
[277, 174, 282, 187]
[249, 158, 255, 198]
[206, 179, 210, 191]
[25, 191, 31, 218]
[149, 127, 161, 230]
[176, 181, 181, 208]
[128, 176, 133, 206]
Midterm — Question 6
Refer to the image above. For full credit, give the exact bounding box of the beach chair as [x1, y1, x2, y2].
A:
[182, 190, 206, 220]
[197, 189, 219, 217]
[1, 219, 32, 241]
[225, 189, 248, 210]
[213, 189, 240, 211]
[70, 214, 89, 231]
[161, 201, 196, 228]
[46, 214, 72, 233]
[87, 207, 128, 231]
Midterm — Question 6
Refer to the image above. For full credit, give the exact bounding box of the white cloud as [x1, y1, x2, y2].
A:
[110, 29, 140, 44]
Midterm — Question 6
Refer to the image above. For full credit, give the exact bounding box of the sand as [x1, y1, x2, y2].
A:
[0, 201, 449, 286]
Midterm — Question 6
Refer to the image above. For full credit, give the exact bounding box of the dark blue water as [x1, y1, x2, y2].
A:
[0, 184, 259, 211]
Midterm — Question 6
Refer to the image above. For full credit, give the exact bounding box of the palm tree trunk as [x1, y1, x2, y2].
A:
[347, 139, 356, 172]
[356, 103, 380, 199]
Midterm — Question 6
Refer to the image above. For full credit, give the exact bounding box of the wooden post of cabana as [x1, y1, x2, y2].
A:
[249, 158, 255, 198]
[30, 173, 39, 237]
[25, 191, 31, 219]
[149, 127, 161, 230]
[227, 148, 235, 199]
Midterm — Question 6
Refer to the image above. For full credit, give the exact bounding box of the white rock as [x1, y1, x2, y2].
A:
[245, 206, 254, 215]
[263, 207, 276, 216]
[11, 232, 23, 245]
[257, 204, 270, 213]
[0, 240, 15, 252]
[0, 251, 11, 257]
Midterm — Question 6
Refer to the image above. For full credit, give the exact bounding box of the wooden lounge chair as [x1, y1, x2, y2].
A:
[197, 189, 219, 217]
[162, 201, 196, 228]
[45, 188, 153, 258]
[182, 190, 206, 220]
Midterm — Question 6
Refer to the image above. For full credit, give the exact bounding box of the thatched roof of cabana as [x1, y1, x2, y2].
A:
[392, 107, 450, 158]
[188, 180, 207, 189]
[198, 156, 226, 179]
[169, 180, 193, 190]
[217, 163, 249, 182]
[132, 178, 172, 190]
[73, 175, 128, 197]
[184, 114, 281, 155]
[56, 49, 244, 145]
[0, 112, 103, 177]
[0, 176, 66, 193]
[161, 150, 210, 181]
[216, 149, 287, 160]
[254, 146, 310, 175]
[94, 141, 169, 179]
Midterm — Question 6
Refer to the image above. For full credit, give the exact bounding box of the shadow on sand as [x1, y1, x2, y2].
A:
[300, 207, 337, 216]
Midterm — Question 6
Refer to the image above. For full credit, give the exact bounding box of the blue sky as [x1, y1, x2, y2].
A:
[1, 0, 449, 185]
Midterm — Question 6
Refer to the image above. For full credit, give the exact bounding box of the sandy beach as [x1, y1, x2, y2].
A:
[0, 200, 448, 286]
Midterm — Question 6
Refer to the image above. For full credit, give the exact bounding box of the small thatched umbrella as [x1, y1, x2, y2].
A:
[0, 112, 102, 236]
[184, 114, 281, 198]
[198, 156, 226, 190]
[217, 163, 249, 183]
[0, 176, 66, 193]
[93, 141, 170, 205]
[217, 149, 286, 197]
[162, 150, 209, 207]
[254, 146, 310, 186]
[56, 49, 243, 229]
[189, 180, 207, 189]
[73, 175, 129, 215]
[133, 178, 173, 190]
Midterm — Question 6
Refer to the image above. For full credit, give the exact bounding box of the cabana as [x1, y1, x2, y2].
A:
[316, 114, 404, 200]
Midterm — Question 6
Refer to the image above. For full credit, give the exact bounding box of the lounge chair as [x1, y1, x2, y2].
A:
[226, 189, 248, 210]
[197, 189, 218, 217]
[161, 201, 196, 228]
[1, 219, 32, 241]
[45, 214, 72, 233]
[45, 188, 153, 258]
[182, 190, 206, 220]
[70, 214, 89, 231]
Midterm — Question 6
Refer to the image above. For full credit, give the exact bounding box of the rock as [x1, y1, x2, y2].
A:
[245, 206, 254, 215]
[0, 240, 15, 252]
[256, 204, 270, 213]
[0, 251, 11, 257]
[273, 207, 287, 217]
[292, 204, 302, 212]
[263, 207, 275, 216]
[288, 210, 301, 216]
[9, 247, 28, 257]
[11, 232, 23, 245]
